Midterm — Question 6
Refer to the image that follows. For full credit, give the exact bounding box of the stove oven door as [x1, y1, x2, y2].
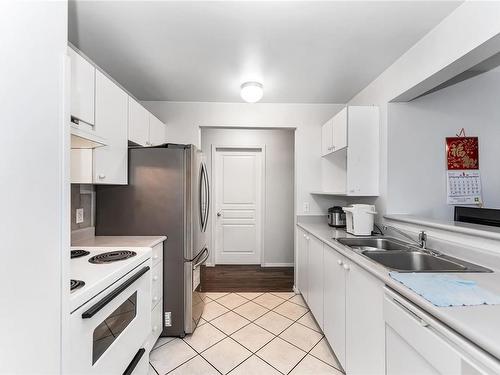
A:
[68, 262, 152, 375]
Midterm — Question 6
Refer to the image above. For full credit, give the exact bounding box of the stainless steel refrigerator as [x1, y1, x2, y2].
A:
[95, 144, 210, 337]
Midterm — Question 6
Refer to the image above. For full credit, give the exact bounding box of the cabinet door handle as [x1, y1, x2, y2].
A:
[337, 259, 343, 266]
[98, 174, 106, 180]
[343, 263, 350, 271]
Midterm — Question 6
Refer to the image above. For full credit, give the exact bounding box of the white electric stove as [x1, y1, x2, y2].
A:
[69, 246, 153, 375]
[70, 246, 152, 312]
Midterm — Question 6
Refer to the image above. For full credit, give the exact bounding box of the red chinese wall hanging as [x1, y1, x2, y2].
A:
[445, 137, 479, 170]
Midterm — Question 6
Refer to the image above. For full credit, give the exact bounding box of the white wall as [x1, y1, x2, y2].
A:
[201, 128, 294, 266]
[142, 101, 346, 215]
[0, 1, 68, 373]
[347, 1, 500, 219]
[388, 68, 500, 220]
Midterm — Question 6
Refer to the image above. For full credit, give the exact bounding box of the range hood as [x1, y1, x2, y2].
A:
[71, 124, 107, 149]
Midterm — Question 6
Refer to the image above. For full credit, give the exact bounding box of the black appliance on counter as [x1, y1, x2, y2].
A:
[454, 206, 500, 227]
[328, 206, 346, 228]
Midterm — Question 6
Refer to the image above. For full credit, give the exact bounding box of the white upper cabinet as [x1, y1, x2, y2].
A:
[69, 48, 95, 127]
[128, 98, 167, 147]
[70, 46, 168, 184]
[321, 108, 348, 156]
[149, 114, 167, 146]
[128, 97, 150, 146]
[321, 119, 334, 156]
[319, 106, 379, 196]
[332, 107, 347, 151]
[93, 70, 128, 184]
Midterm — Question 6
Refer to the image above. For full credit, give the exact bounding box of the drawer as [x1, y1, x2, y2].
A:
[151, 299, 162, 338]
[151, 262, 163, 309]
[152, 242, 163, 267]
[144, 299, 163, 353]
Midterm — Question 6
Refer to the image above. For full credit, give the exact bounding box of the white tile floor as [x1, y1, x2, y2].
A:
[149, 292, 344, 375]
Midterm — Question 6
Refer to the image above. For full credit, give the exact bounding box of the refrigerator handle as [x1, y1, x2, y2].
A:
[193, 247, 209, 269]
[199, 163, 206, 231]
[203, 162, 210, 232]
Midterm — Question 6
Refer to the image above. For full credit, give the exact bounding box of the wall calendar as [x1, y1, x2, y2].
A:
[445, 135, 482, 205]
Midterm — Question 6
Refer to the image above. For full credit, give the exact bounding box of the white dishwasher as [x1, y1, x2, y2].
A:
[383, 287, 500, 375]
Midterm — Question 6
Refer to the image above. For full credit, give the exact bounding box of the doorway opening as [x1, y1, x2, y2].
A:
[200, 127, 295, 291]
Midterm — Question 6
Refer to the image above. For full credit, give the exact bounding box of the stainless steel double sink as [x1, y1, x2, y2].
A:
[336, 237, 491, 273]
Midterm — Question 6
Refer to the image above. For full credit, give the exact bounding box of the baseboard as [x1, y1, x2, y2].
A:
[203, 262, 293, 267]
[261, 262, 294, 267]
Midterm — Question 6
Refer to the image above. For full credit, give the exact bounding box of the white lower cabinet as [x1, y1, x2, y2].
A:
[308, 236, 324, 329]
[144, 243, 164, 353]
[296, 226, 385, 374]
[297, 227, 309, 302]
[323, 246, 347, 367]
[298, 226, 500, 375]
[384, 288, 498, 375]
[345, 261, 385, 375]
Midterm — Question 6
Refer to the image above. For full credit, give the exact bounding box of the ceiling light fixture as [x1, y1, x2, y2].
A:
[240, 81, 264, 103]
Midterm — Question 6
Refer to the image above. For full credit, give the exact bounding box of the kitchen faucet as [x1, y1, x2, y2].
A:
[382, 224, 427, 249]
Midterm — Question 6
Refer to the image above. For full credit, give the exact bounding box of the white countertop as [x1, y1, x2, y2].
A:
[385, 214, 500, 241]
[72, 235, 166, 248]
[296, 218, 500, 362]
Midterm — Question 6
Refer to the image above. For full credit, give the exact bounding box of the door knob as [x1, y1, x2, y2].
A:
[217, 212, 222, 217]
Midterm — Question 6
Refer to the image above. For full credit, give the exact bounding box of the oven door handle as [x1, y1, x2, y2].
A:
[82, 266, 150, 319]
[123, 348, 145, 375]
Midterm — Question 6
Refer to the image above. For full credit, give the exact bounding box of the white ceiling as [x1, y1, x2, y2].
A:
[69, 1, 461, 103]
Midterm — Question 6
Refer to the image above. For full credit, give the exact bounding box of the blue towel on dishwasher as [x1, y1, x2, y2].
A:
[389, 272, 500, 307]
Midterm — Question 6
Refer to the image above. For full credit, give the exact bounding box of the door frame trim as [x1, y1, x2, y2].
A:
[210, 144, 266, 266]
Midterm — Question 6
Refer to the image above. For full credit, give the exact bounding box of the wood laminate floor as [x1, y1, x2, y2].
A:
[201, 265, 294, 292]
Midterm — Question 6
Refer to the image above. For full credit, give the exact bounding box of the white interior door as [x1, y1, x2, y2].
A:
[214, 148, 263, 264]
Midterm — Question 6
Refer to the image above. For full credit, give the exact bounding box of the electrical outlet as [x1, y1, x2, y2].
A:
[76, 208, 84, 224]
[164, 312, 172, 327]
[303, 202, 310, 212]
